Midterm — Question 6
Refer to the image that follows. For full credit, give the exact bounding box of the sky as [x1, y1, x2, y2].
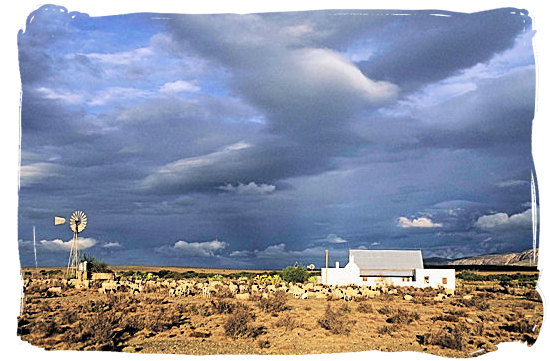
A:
[17, 5, 537, 269]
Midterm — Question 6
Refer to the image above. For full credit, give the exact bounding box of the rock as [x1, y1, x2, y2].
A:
[404, 294, 413, 301]
[463, 294, 473, 300]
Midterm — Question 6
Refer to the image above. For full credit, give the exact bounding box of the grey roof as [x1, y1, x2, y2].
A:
[359, 269, 415, 277]
[350, 249, 424, 271]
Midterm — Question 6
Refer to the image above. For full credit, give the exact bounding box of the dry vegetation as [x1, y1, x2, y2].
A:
[18, 268, 543, 357]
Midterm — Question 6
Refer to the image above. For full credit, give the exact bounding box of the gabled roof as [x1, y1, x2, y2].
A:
[350, 249, 424, 272]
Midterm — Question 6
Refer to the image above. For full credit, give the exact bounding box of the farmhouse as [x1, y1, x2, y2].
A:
[321, 249, 455, 289]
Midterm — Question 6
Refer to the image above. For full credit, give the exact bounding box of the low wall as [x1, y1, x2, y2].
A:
[321, 267, 455, 289]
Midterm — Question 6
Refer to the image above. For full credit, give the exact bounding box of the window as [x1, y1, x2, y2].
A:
[424, 276, 430, 284]
[442, 277, 447, 285]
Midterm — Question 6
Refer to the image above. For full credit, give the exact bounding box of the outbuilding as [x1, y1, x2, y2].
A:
[321, 249, 455, 289]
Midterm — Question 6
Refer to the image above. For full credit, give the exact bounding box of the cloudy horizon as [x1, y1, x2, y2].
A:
[18, 5, 537, 268]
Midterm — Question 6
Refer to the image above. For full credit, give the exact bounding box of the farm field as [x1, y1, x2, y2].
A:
[18, 268, 542, 357]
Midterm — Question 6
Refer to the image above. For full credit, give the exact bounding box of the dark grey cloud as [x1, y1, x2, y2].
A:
[358, 9, 531, 90]
[17, 7, 537, 268]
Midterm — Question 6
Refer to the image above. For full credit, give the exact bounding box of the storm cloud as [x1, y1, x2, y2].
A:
[18, 6, 537, 268]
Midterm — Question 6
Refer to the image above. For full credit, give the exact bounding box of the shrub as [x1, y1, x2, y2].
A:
[386, 308, 420, 325]
[419, 323, 469, 351]
[457, 270, 485, 282]
[258, 291, 288, 313]
[317, 304, 351, 335]
[210, 299, 235, 314]
[81, 253, 111, 273]
[209, 274, 223, 282]
[189, 331, 211, 338]
[448, 308, 468, 317]
[214, 285, 234, 299]
[282, 266, 309, 283]
[431, 314, 459, 323]
[501, 319, 536, 334]
[452, 297, 489, 311]
[378, 324, 398, 335]
[274, 314, 302, 330]
[357, 302, 374, 313]
[340, 303, 352, 314]
[224, 308, 265, 338]
[72, 310, 122, 350]
[377, 305, 395, 315]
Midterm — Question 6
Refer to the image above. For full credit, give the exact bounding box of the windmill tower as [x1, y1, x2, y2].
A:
[54, 211, 87, 279]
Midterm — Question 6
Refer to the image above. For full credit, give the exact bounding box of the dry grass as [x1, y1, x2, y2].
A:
[274, 314, 303, 331]
[19, 269, 543, 356]
[257, 291, 288, 314]
[385, 308, 420, 325]
[210, 299, 236, 314]
[223, 307, 266, 339]
[356, 302, 375, 313]
[419, 323, 469, 351]
[317, 304, 352, 335]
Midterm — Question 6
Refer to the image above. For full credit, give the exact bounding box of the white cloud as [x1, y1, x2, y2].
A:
[102, 241, 122, 248]
[20, 162, 61, 187]
[218, 181, 275, 195]
[370, 242, 380, 246]
[160, 239, 228, 257]
[293, 48, 399, 104]
[474, 208, 532, 231]
[84, 47, 154, 65]
[35, 87, 85, 104]
[159, 80, 200, 94]
[496, 179, 530, 188]
[88, 87, 150, 106]
[397, 216, 443, 228]
[39, 237, 97, 252]
[326, 234, 348, 244]
[140, 141, 253, 191]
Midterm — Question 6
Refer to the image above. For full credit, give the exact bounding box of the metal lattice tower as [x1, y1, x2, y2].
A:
[54, 211, 87, 279]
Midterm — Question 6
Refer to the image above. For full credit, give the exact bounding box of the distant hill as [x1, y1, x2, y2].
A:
[424, 248, 538, 266]
[449, 248, 538, 266]
[423, 256, 454, 265]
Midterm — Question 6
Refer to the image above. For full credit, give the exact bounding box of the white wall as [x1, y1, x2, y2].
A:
[413, 268, 455, 290]
[321, 260, 360, 286]
[321, 264, 455, 289]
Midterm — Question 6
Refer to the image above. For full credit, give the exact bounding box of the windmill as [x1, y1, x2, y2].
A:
[54, 211, 87, 279]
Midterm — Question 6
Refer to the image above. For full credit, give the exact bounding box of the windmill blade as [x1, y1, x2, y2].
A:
[70, 210, 87, 233]
[54, 216, 66, 225]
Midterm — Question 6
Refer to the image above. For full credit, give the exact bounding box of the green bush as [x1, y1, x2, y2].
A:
[81, 253, 110, 273]
[281, 266, 309, 283]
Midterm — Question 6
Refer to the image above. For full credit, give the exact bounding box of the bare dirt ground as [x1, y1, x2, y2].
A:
[17, 268, 543, 357]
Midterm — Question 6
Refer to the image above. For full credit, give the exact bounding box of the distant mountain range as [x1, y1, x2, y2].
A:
[424, 248, 538, 266]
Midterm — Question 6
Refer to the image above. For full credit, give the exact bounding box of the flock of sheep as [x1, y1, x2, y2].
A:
[24, 275, 455, 302]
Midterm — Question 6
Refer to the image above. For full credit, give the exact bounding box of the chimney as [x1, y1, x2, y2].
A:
[335, 261, 340, 268]
[325, 249, 329, 269]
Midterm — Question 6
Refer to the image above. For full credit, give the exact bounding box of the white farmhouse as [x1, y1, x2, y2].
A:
[321, 249, 455, 289]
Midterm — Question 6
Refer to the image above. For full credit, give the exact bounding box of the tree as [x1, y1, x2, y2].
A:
[281, 266, 309, 283]
[80, 253, 110, 273]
